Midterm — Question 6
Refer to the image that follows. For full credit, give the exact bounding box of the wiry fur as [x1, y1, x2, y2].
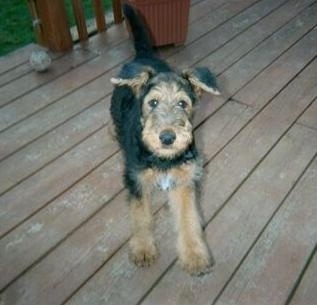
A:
[110, 4, 220, 275]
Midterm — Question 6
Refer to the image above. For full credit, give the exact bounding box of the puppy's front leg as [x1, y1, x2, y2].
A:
[129, 193, 158, 267]
[169, 185, 213, 275]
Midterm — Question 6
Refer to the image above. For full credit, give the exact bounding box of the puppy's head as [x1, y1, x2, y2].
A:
[111, 65, 220, 159]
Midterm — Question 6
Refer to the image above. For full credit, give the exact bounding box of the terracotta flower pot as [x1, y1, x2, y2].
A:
[127, 0, 190, 46]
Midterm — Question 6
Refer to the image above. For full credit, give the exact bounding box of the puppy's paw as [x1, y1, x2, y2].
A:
[129, 238, 158, 267]
[179, 245, 214, 276]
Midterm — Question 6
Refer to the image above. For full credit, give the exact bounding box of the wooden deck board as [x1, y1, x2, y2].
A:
[0, 101, 107, 199]
[297, 99, 317, 130]
[0, 44, 38, 74]
[0, 0, 316, 304]
[199, 0, 315, 74]
[0, 49, 97, 126]
[234, 16, 317, 107]
[213, 156, 317, 305]
[0, 65, 120, 160]
[167, 0, 283, 68]
[288, 247, 317, 305]
[0, 49, 61, 87]
[188, 0, 228, 23]
[185, 0, 259, 44]
[0, 40, 131, 140]
[218, 3, 317, 98]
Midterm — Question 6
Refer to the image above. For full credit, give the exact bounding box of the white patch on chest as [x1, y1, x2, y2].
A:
[156, 174, 175, 191]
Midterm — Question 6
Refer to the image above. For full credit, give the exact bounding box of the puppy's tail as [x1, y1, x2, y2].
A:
[123, 3, 153, 58]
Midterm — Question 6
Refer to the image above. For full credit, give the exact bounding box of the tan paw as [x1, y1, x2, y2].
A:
[129, 238, 158, 267]
[179, 249, 214, 276]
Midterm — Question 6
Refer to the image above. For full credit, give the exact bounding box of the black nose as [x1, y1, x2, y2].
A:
[159, 130, 176, 145]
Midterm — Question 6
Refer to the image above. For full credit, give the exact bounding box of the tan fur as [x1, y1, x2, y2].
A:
[169, 185, 212, 275]
[141, 82, 194, 159]
[142, 82, 193, 117]
[139, 160, 202, 190]
[129, 196, 158, 267]
[135, 160, 212, 275]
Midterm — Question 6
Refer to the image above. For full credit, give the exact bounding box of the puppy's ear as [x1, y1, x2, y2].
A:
[110, 64, 154, 94]
[182, 67, 220, 97]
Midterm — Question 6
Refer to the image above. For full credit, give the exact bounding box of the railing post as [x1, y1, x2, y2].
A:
[28, 0, 73, 52]
[93, 0, 107, 32]
[27, 0, 45, 46]
[27, 0, 125, 52]
[112, 0, 123, 24]
[71, 0, 89, 41]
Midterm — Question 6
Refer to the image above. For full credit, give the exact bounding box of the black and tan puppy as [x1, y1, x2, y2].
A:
[110, 4, 220, 275]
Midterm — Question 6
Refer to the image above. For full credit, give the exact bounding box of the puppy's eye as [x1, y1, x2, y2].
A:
[148, 99, 159, 108]
[177, 100, 188, 109]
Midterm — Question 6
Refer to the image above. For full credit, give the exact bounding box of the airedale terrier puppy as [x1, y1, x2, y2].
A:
[110, 4, 220, 275]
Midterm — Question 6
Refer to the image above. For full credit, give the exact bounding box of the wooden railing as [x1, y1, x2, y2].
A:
[27, 0, 123, 52]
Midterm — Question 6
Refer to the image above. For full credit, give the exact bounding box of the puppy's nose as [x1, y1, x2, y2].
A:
[159, 130, 176, 145]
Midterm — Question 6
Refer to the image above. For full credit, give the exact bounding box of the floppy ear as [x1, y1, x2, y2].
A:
[182, 67, 220, 97]
[110, 63, 154, 95]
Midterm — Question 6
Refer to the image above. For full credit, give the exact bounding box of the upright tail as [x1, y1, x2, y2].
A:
[122, 4, 153, 58]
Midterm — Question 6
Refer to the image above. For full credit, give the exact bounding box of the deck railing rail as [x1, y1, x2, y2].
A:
[27, 0, 123, 52]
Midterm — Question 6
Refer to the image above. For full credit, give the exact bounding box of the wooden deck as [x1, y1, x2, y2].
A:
[0, 0, 316, 304]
